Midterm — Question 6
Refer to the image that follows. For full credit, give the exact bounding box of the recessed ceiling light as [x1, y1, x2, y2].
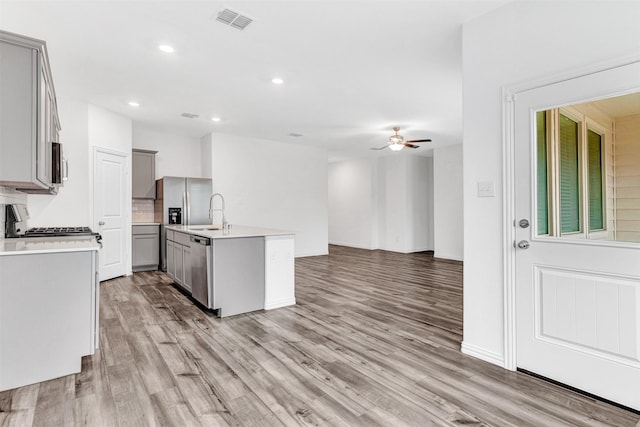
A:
[158, 44, 175, 53]
[128, 101, 140, 107]
[211, 117, 221, 122]
[272, 77, 284, 85]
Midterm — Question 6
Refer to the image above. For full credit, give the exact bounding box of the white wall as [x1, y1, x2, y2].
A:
[433, 144, 463, 260]
[377, 154, 409, 252]
[209, 132, 328, 257]
[88, 104, 133, 274]
[201, 133, 212, 179]
[132, 125, 203, 179]
[462, 1, 640, 365]
[406, 155, 433, 253]
[328, 153, 433, 253]
[28, 98, 91, 227]
[328, 158, 377, 249]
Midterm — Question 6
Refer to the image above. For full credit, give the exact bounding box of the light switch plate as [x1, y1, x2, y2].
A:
[478, 181, 495, 197]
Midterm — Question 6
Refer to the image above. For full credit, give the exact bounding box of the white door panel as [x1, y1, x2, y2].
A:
[514, 61, 640, 410]
[95, 149, 127, 281]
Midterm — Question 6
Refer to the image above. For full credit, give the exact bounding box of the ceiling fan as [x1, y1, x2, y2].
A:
[370, 127, 432, 151]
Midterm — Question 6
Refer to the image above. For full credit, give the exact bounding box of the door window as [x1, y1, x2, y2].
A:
[535, 92, 640, 243]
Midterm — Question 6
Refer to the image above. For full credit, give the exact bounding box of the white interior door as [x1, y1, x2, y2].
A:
[514, 62, 640, 411]
[94, 149, 128, 281]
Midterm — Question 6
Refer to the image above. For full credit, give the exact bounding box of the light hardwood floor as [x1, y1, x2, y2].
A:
[1, 245, 639, 426]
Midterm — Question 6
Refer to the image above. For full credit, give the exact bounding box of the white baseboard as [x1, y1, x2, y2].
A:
[408, 246, 433, 253]
[461, 341, 505, 367]
[378, 245, 433, 254]
[328, 241, 374, 250]
[264, 298, 296, 311]
[434, 252, 464, 261]
[295, 250, 329, 258]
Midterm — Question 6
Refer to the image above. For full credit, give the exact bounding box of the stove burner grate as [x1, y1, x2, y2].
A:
[23, 226, 96, 237]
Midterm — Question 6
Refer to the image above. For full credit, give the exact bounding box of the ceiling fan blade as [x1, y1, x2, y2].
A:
[405, 139, 432, 143]
[369, 145, 391, 150]
[404, 143, 420, 149]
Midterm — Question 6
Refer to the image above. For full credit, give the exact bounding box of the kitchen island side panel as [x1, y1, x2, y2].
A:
[0, 251, 94, 391]
[213, 237, 265, 318]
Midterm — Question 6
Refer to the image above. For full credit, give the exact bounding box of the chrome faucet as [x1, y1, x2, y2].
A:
[209, 193, 228, 231]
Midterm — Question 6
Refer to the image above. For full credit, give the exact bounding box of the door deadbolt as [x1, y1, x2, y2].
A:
[518, 219, 530, 228]
[98, 220, 105, 226]
[516, 240, 530, 249]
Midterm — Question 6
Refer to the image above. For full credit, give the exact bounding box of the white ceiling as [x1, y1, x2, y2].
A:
[0, 1, 509, 160]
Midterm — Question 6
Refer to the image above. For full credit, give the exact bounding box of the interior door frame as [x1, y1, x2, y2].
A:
[93, 146, 130, 280]
[501, 53, 640, 371]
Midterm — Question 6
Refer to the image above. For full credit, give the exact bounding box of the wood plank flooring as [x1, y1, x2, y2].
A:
[1, 245, 639, 426]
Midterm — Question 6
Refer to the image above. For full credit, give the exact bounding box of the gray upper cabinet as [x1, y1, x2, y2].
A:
[132, 149, 157, 199]
[0, 30, 60, 193]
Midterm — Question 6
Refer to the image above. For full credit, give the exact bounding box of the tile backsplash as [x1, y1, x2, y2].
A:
[132, 199, 155, 223]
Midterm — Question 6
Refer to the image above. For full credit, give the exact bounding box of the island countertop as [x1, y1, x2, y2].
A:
[165, 225, 295, 239]
[0, 235, 101, 256]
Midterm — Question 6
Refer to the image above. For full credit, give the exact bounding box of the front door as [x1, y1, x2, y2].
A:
[94, 148, 128, 281]
[514, 61, 640, 410]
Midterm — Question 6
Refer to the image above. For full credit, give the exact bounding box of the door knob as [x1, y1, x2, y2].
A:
[516, 240, 530, 249]
[98, 221, 105, 226]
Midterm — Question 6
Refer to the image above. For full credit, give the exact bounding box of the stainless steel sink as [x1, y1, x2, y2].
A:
[189, 225, 222, 231]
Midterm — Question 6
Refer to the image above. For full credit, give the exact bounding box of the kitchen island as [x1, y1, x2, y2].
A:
[0, 236, 100, 391]
[165, 225, 295, 317]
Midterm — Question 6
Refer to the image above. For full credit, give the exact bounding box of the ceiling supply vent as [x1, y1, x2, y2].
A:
[288, 133, 303, 137]
[181, 112, 199, 119]
[215, 8, 253, 30]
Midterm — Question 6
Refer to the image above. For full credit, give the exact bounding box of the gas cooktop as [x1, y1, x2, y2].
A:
[23, 226, 97, 237]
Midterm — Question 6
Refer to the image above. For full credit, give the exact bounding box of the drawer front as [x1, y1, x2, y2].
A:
[166, 229, 175, 242]
[132, 224, 159, 235]
[174, 231, 191, 246]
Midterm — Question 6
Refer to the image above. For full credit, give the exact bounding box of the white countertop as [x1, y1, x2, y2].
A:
[132, 222, 161, 226]
[0, 235, 101, 256]
[166, 225, 295, 239]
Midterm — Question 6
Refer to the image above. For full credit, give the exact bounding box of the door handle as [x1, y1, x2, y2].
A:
[516, 240, 530, 249]
[98, 220, 105, 226]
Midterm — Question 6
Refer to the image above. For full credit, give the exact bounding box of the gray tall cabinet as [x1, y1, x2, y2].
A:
[0, 30, 61, 193]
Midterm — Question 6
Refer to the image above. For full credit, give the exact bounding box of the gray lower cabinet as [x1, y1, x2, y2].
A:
[166, 239, 176, 278]
[166, 230, 192, 292]
[132, 225, 159, 271]
[0, 250, 99, 391]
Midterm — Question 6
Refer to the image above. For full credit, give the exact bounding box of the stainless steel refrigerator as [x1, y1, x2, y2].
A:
[154, 176, 212, 271]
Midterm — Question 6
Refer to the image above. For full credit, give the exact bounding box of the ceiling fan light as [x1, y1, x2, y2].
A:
[389, 143, 404, 151]
[389, 135, 403, 144]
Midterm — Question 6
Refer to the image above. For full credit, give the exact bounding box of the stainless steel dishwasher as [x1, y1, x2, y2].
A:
[190, 235, 212, 308]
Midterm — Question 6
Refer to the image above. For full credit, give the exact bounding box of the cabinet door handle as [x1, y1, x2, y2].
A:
[63, 158, 69, 181]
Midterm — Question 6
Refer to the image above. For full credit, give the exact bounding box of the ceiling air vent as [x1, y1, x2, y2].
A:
[181, 112, 199, 119]
[288, 133, 303, 138]
[215, 8, 253, 30]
